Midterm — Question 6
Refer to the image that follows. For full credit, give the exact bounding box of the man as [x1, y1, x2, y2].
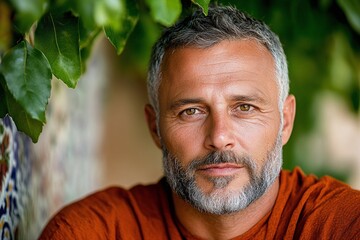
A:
[40, 6, 360, 239]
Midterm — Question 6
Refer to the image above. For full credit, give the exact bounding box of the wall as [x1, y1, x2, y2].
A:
[0, 38, 108, 239]
[0, 117, 30, 240]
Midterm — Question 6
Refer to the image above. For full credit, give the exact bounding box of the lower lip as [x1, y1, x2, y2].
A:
[198, 167, 243, 177]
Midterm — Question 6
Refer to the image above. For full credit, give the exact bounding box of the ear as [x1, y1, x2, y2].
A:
[144, 104, 162, 148]
[281, 95, 296, 146]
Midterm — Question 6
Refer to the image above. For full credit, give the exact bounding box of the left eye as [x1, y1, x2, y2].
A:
[238, 104, 252, 111]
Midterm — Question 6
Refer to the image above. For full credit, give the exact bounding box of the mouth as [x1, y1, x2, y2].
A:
[197, 163, 244, 177]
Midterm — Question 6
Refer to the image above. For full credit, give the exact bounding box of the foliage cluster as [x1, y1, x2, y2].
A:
[0, 0, 210, 142]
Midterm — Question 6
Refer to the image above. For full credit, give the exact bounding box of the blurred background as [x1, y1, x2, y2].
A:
[0, 0, 359, 239]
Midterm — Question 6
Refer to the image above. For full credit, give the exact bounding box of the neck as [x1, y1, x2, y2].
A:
[173, 177, 280, 240]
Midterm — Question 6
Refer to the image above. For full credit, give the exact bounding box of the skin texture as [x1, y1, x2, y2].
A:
[145, 39, 296, 239]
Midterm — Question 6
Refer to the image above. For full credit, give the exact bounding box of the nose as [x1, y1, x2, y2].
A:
[204, 113, 235, 151]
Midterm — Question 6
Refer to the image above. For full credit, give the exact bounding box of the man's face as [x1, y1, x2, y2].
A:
[148, 40, 292, 214]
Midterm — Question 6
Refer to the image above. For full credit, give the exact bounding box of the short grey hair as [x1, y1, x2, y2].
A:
[147, 5, 289, 116]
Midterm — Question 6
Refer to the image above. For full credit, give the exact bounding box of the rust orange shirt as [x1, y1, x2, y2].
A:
[39, 168, 360, 239]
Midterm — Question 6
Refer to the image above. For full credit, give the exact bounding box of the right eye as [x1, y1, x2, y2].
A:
[182, 108, 198, 116]
[179, 108, 205, 121]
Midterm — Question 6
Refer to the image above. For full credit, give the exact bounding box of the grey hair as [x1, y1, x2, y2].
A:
[147, 5, 289, 116]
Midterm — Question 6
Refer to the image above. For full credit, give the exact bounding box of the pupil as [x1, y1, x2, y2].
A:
[187, 109, 194, 115]
[241, 105, 249, 111]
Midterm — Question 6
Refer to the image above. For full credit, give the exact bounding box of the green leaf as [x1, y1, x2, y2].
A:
[104, 0, 139, 55]
[80, 46, 92, 73]
[94, 0, 125, 30]
[0, 75, 8, 118]
[35, 12, 81, 88]
[79, 20, 101, 73]
[337, 0, 360, 34]
[145, 0, 182, 26]
[73, 0, 97, 30]
[192, 0, 211, 15]
[48, 0, 72, 16]
[118, 14, 162, 75]
[1, 40, 51, 123]
[79, 20, 101, 49]
[6, 89, 44, 143]
[10, 0, 48, 33]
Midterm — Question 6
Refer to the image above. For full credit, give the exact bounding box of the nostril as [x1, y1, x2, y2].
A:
[206, 131, 235, 151]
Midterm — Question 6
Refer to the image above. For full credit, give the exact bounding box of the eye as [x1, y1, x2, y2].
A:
[182, 108, 198, 115]
[179, 108, 205, 120]
[238, 104, 252, 111]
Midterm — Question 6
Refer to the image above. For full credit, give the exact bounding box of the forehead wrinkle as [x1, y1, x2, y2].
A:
[196, 70, 266, 84]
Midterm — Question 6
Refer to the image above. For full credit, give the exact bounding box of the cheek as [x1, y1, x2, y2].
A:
[234, 121, 279, 159]
[161, 123, 205, 161]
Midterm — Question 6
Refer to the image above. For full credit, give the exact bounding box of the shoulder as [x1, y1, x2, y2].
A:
[39, 179, 170, 239]
[280, 167, 360, 205]
[279, 167, 360, 238]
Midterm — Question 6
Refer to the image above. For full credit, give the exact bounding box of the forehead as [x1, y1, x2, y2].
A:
[159, 39, 278, 105]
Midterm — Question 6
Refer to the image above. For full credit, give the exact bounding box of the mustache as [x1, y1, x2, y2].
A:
[187, 151, 257, 173]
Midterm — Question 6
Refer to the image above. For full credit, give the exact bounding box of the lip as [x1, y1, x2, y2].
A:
[197, 163, 244, 176]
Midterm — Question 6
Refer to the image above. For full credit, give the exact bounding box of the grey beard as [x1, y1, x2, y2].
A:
[162, 135, 283, 215]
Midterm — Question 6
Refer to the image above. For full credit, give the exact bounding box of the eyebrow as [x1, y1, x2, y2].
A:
[230, 95, 267, 104]
[170, 98, 204, 111]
